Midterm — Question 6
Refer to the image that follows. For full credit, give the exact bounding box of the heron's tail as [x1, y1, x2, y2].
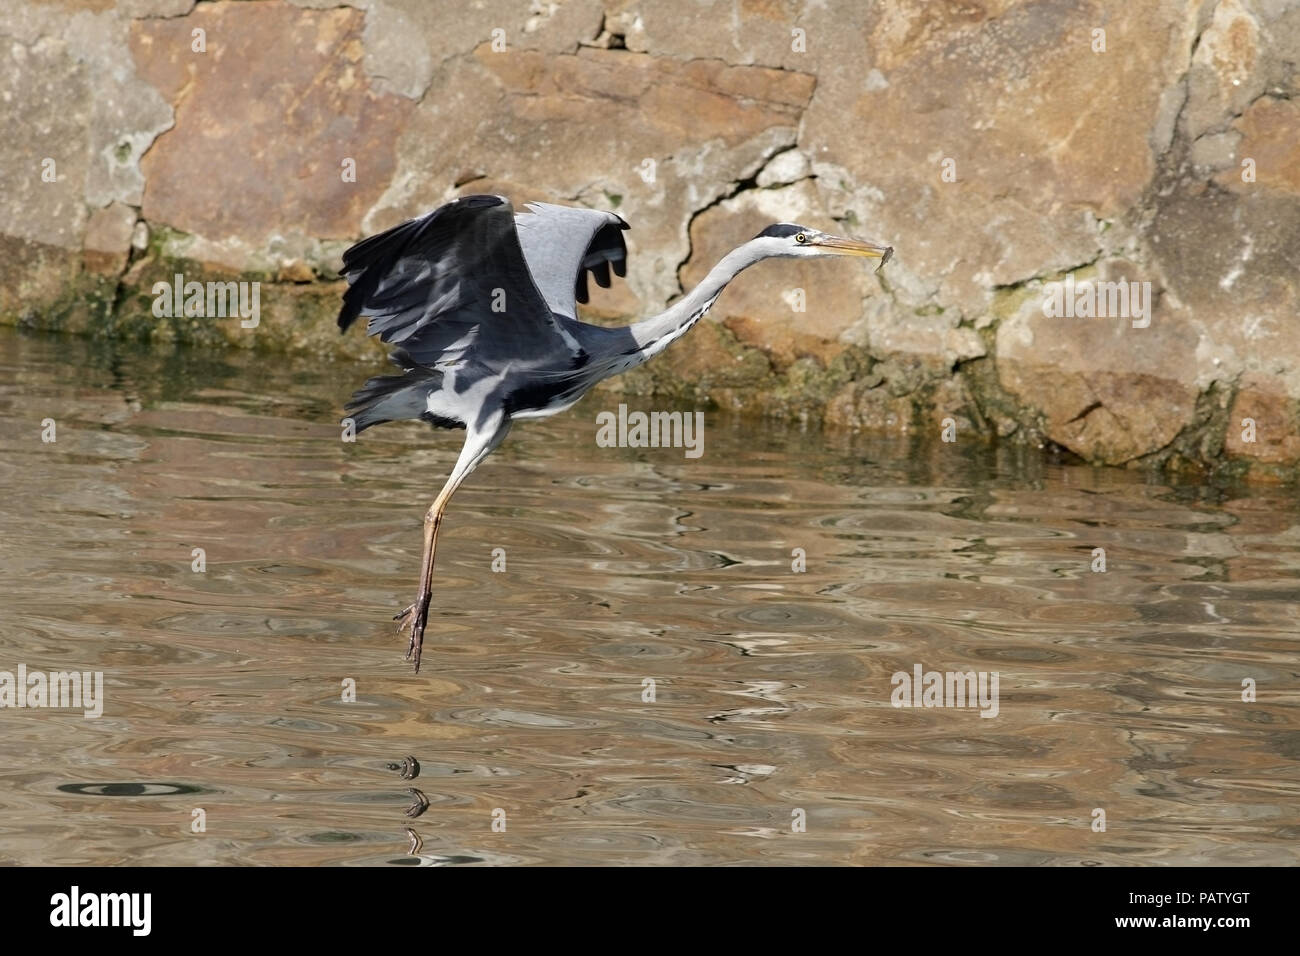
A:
[344, 366, 459, 432]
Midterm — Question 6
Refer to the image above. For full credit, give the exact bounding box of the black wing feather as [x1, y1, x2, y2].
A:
[579, 220, 627, 297]
[336, 195, 568, 369]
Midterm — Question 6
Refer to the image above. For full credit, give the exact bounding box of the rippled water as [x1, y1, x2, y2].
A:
[1, 327, 1297, 866]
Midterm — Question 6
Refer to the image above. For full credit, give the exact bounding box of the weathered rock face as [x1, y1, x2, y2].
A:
[83, 201, 138, 276]
[132, 2, 416, 256]
[0, 31, 92, 319]
[992, 255, 1207, 466]
[1, 0, 1297, 478]
[1225, 375, 1300, 468]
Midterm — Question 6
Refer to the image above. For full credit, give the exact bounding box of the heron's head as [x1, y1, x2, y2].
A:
[752, 223, 893, 270]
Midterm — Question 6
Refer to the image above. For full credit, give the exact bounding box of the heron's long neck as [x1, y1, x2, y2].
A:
[622, 243, 761, 368]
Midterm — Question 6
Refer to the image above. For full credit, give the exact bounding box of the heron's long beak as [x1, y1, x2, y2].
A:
[815, 235, 894, 272]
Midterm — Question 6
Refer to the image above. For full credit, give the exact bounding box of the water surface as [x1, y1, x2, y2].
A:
[1, 328, 1297, 865]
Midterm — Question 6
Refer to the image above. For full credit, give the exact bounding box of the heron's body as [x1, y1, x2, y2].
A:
[338, 193, 891, 670]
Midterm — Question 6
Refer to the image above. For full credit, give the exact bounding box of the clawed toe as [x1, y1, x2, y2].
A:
[395, 598, 430, 673]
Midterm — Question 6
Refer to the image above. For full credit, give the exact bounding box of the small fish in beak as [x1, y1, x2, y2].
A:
[813, 234, 894, 272]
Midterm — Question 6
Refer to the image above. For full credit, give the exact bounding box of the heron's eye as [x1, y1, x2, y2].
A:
[795, 233, 807, 244]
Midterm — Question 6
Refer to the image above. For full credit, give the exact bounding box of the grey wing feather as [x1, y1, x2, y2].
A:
[336, 194, 575, 369]
[513, 202, 629, 320]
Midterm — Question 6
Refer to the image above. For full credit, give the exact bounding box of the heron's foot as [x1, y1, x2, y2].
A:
[394, 595, 431, 673]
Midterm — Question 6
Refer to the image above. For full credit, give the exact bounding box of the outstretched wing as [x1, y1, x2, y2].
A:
[337, 194, 578, 368]
[513, 202, 629, 320]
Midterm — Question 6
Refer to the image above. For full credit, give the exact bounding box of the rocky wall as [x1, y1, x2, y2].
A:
[2, 0, 1297, 478]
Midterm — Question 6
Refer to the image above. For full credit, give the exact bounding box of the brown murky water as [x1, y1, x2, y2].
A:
[1, 327, 1297, 866]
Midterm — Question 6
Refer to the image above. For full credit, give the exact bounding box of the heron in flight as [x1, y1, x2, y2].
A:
[338, 194, 892, 671]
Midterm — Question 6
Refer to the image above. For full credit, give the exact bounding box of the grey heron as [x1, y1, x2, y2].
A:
[338, 194, 892, 671]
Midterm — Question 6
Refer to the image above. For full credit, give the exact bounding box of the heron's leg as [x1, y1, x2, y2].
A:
[394, 413, 511, 673]
[395, 489, 447, 665]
